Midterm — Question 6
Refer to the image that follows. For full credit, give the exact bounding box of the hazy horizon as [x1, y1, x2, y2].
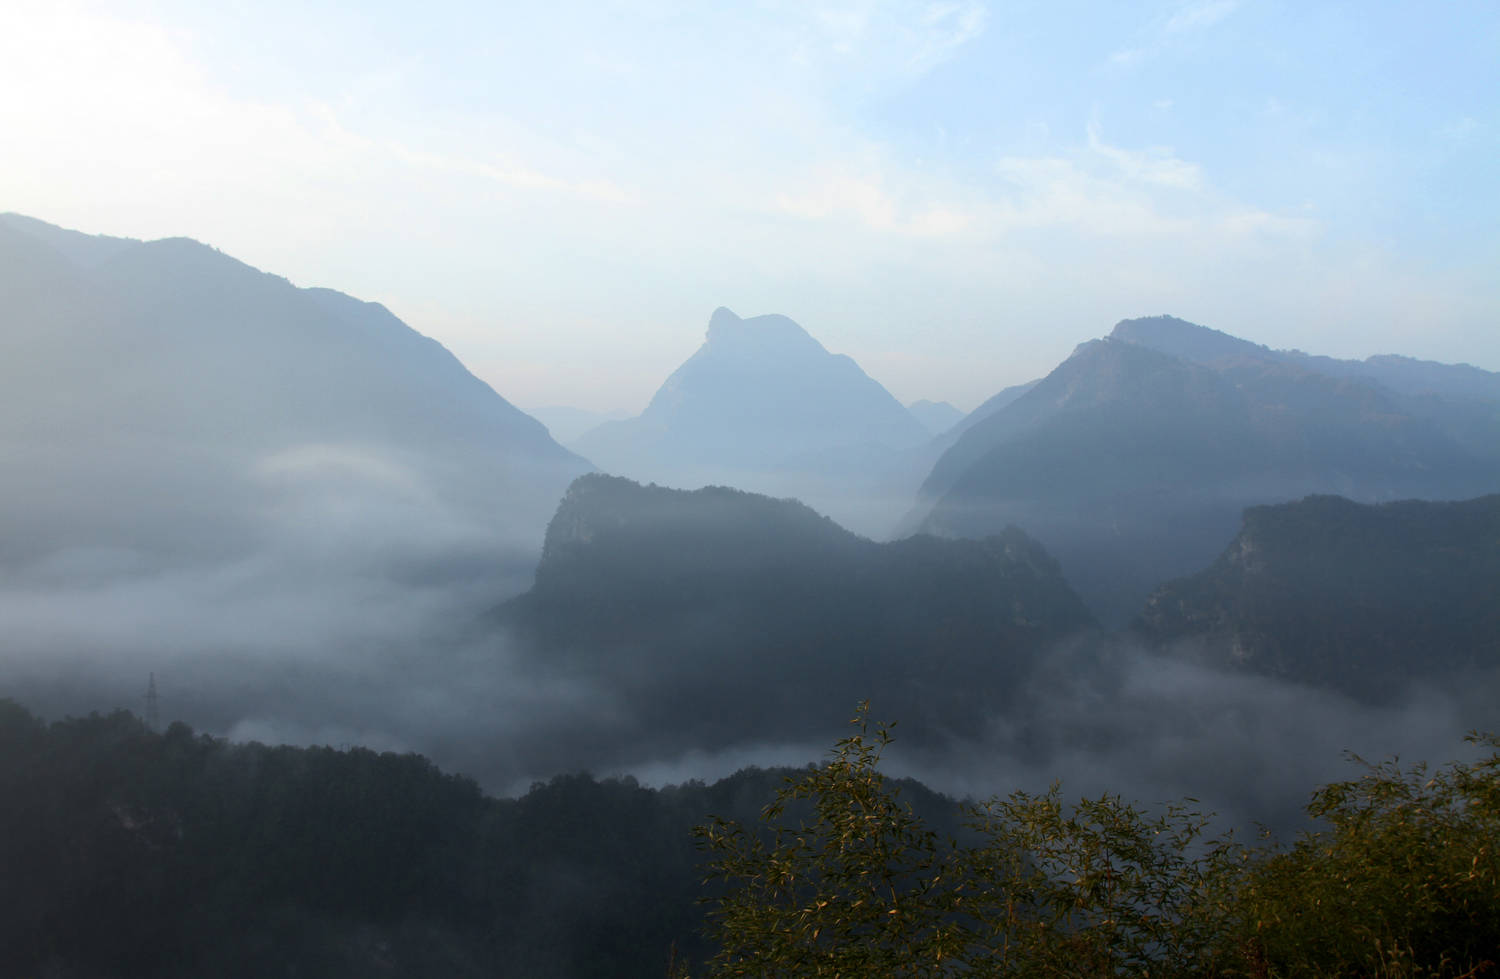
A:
[3, 1, 1496, 415]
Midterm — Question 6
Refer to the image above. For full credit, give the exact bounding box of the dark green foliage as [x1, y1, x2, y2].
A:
[696, 710, 974, 977]
[0, 699, 786, 979]
[697, 705, 1246, 977]
[1137, 493, 1500, 700]
[699, 708, 1500, 978]
[960, 789, 1245, 977]
[503, 474, 1096, 749]
[0, 705, 496, 977]
[1238, 735, 1500, 977]
[9, 695, 1498, 978]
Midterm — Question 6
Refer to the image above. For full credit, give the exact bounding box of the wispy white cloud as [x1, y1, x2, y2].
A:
[1218, 209, 1319, 237]
[772, 170, 973, 237]
[1086, 122, 1203, 190]
[386, 143, 637, 205]
[800, 0, 987, 76]
[990, 154, 1196, 236]
[1107, 0, 1241, 70]
[980, 125, 1315, 242]
[909, 1, 988, 71]
[3, 0, 1492, 416]
[1165, 0, 1240, 34]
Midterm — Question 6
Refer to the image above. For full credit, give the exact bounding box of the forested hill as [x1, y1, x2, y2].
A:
[1135, 493, 1500, 701]
[499, 474, 1097, 754]
[0, 699, 967, 979]
[8, 699, 1497, 979]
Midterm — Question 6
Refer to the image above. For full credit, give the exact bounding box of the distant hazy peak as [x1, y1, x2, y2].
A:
[907, 399, 965, 435]
[1109, 314, 1274, 365]
[908, 399, 952, 410]
[702, 306, 829, 358]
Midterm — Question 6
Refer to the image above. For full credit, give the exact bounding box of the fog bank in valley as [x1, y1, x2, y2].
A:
[6, 482, 1495, 840]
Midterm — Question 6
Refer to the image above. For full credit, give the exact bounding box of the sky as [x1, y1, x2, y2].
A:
[3, 0, 1497, 415]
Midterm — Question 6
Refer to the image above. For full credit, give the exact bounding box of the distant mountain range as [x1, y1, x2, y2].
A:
[0, 213, 588, 570]
[571, 307, 934, 536]
[907, 399, 965, 435]
[524, 404, 632, 445]
[8, 213, 1496, 797]
[497, 474, 1096, 761]
[1136, 493, 1500, 701]
[911, 315, 1500, 624]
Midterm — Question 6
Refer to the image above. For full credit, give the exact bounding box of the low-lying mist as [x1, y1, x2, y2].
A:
[4, 431, 1494, 845]
[7, 483, 1493, 843]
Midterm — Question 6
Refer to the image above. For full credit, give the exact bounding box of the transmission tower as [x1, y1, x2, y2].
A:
[144, 672, 160, 732]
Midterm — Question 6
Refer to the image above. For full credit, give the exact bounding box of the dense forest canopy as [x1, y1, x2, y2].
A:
[4, 699, 1496, 978]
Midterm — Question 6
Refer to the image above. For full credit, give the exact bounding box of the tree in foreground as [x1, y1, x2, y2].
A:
[697, 706, 1499, 978]
[1239, 732, 1499, 977]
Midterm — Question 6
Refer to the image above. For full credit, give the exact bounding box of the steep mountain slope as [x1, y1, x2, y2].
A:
[0, 214, 589, 567]
[1135, 494, 1500, 701]
[498, 474, 1096, 760]
[912, 319, 1500, 624]
[571, 307, 930, 536]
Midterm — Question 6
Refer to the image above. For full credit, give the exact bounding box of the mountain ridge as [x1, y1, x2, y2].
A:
[498, 473, 1097, 762]
[1134, 493, 1500, 701]
[911, 316, 1500, 624]
[572, 306, 932, 536]
[0, 213, 589, 564]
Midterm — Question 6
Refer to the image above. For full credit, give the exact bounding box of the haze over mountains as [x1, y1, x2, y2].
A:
[0, 212, 588, 567]
[571, 306, 936, 536]
[1137, 493, 1500, 702]
[3, 213, 1497, 838]
[912, 315, 1500, 624]
[906, 399, 965, 435]
[0, 214, 589, 742]
[489, 471, 1499, 830]
[496, 473, 1095, 772]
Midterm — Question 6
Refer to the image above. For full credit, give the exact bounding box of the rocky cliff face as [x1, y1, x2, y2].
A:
[1135, 493, 1500, 700]
[501, 474, 1097, 749]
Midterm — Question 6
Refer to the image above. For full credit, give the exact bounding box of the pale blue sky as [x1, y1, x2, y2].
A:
[3, 0, 1496, 412]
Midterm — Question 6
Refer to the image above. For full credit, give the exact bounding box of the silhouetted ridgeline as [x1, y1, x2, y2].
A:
[573, 306, 928, 474]
[913, 316, 1500, 625]
[571, 306, 937, 536]
[0, 699, 965, 978]
[1136, 493, 1500, 701]
[500, 474, 1097, 750]
[0, 212, 588, 565]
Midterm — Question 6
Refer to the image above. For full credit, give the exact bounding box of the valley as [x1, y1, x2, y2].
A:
[2, 215, 1497, 977]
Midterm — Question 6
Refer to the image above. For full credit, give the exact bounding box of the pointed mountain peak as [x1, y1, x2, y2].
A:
[707, 305, 742, 334]
[702, 307, 827, 358]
